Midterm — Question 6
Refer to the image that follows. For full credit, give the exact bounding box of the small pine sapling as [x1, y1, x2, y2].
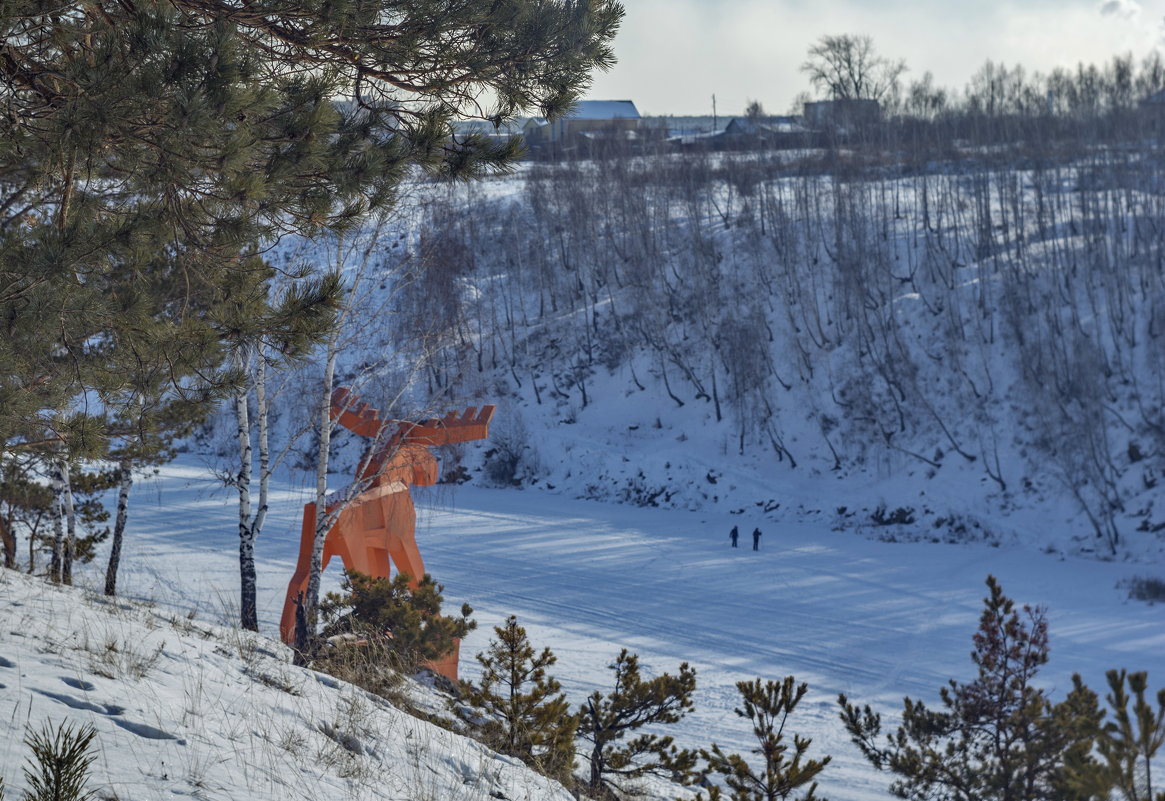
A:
[318, 570, 475, 673]
[463, 615, 577, 782]
[1098, 669, 1165, 801]
[22, 721, 99, 801]
[838, 574, 1107, 801]
[577, 648, 697, 795]
[695, 676, 831, 801]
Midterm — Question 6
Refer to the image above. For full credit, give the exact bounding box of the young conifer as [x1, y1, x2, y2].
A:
[1098, 669, 1165, 801]
[22, 721, 99, 801]
[696, 676, 831, 801]
[838, 575, 1107, 801]
[577, 649, 697, 793]
[318, 570, 475, 673]
[464, 616, 577, 782]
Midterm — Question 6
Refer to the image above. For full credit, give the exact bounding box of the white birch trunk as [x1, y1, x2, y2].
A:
[234, 346, 259, 631]
[254, 346, 270, 546]
[104, 458, 133, 596]
[294, 225, 401, 646]
[304, 336, 339, 629]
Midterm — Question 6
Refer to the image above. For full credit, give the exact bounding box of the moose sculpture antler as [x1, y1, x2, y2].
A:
[280, 387, 495, 679]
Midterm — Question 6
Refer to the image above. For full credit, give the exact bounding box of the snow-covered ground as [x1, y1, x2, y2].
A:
[0, 560, 574, 801]
[3, 458, 1160, 800]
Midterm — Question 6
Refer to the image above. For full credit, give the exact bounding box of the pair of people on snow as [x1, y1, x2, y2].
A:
[728, 526, 762, 550]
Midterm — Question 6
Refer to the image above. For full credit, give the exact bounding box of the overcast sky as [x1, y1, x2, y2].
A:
[585, 0, 1165, 116]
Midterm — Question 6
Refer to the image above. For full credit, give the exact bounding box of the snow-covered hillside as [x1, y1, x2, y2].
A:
[0, 565, 573, 801]
[6, 147, 1165, 801]
[352, 150, 1165, 565]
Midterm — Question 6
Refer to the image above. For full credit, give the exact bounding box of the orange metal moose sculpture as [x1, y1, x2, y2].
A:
[280, 387, 495, 680]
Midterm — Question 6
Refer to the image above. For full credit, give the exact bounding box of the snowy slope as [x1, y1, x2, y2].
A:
[0, 565, 574, 801]
[4, 459, 1156, 801]
[367, 157, 1165, 566]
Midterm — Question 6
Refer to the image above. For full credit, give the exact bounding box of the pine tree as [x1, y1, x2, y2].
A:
[318, 570, 476, 673]
[839, 575, 1107, 801]
[22, 721, 99, 801]
[696, 677, 831, 801]
[577, 649, 697, 795]
[1098, 670, 1165, 801]
[464, 616, 577, 782]
[0, 455, 52, 571]
[1, 0, 623, 454]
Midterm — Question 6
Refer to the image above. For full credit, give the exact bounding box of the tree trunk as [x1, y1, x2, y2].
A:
[302, 337, 339, 647]
[104, 459, 133, 596]
[254, 349, 270, 550]
[0, 516, 15, 569]
[235, 345, 273, 632]
[61, 459, 76, 585]
[234, 347, 258, 631]
[589, 742, 604, 790]
[48, 458, 65, 583]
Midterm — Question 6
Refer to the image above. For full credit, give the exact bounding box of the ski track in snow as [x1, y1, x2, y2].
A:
[76, 461, 1165, 801]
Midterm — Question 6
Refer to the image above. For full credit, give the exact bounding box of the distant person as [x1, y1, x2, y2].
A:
[752, 527, 762, 551]
[729, 525, 739, 547]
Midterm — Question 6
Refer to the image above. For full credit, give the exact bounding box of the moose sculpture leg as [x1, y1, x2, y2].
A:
[280, 482, 423, 642]
[280, 388, 495, 681]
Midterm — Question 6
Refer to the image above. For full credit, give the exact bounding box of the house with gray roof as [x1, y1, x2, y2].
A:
[1138, 88, 1165, 132]
[1141, 88, 1165, 107]
[523, 100, 642, 156]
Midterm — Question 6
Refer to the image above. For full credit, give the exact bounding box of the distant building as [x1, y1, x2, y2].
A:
[1141, 88, 1165, 107]
[1140, 88, 1165, 133]
[450, 119, 525, 140]
[1141, 88, 1165, 118]
[803, 99, 882, 131]
[523, 100, 641, 155]
[717, 116, 813, 149]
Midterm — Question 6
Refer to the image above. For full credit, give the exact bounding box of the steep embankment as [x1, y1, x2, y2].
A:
[385, 151, 1165, 563]
[0, 566, 574, 801]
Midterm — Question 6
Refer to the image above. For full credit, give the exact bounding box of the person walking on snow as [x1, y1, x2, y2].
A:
[729, 525, 739, 547]
[752, 527, 762, 551]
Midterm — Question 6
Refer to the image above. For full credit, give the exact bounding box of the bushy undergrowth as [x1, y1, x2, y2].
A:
[1124, 575, 1165, 604]
[311, 570, 476, 696]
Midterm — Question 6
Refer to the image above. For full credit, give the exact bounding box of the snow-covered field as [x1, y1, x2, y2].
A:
[3, 458, 1160, 800]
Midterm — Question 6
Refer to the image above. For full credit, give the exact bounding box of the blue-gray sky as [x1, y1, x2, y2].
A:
[586, 0, 1165, 115]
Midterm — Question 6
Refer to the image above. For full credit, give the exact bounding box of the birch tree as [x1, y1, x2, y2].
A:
[297, 225, 426, 650]
[228, 270, 344, 631]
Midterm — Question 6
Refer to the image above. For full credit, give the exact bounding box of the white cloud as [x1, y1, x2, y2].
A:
[1098, 0, 1141, 18]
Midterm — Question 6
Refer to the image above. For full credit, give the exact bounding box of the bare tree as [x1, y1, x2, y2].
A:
[227, 263, 344, 631]
[296, 218, 441, 652]
[801, 34, 906, 102]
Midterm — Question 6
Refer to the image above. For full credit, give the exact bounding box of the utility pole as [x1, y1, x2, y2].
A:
[712, 94, 717, 132]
